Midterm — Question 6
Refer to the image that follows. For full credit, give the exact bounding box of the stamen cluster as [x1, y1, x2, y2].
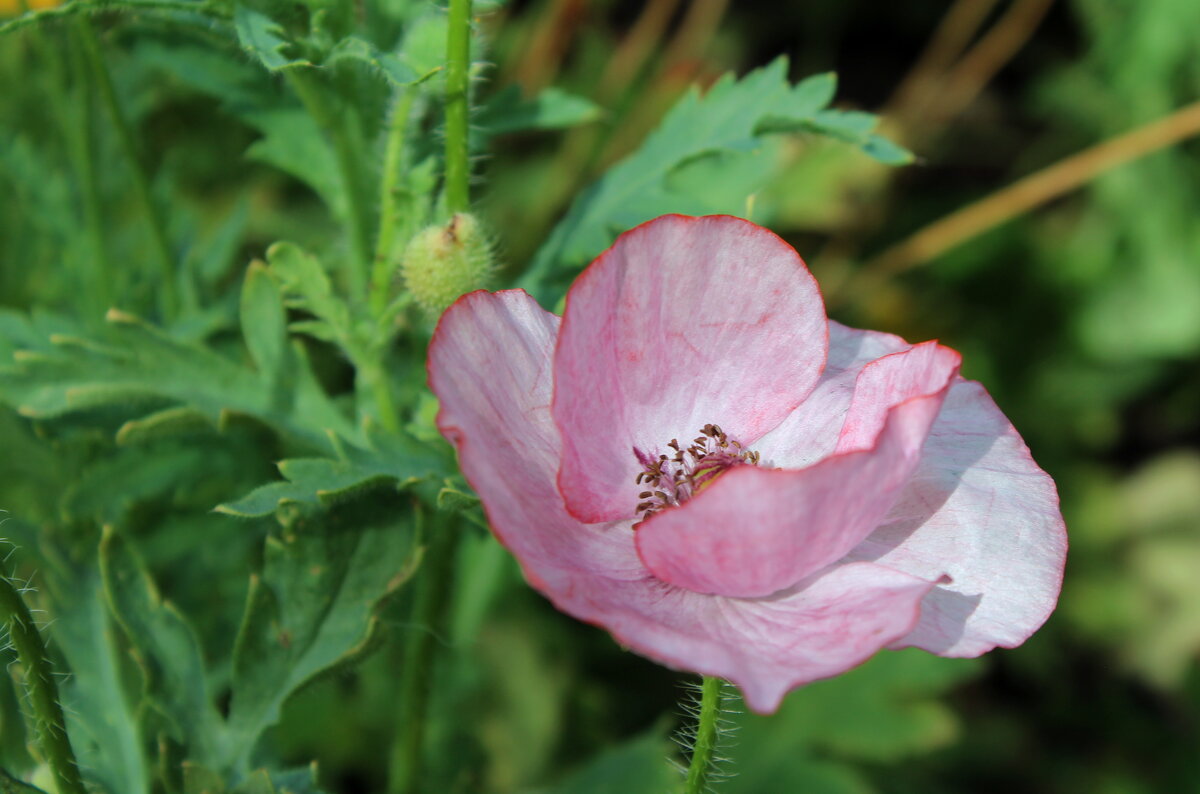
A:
[634, 423, 761, 519]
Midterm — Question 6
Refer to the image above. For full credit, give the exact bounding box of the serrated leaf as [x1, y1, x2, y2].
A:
[519, 59, 906, 299]
[224, 495, 419, 771]
[217, 430, 441, 518]
[100, 527, 226, 766]
[264, 243, 352, 347]
[234, 7, 311, 72]
[0, 309, 360, 452]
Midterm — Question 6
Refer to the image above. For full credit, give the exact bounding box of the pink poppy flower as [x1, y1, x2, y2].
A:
[428, 214, 1067, 713]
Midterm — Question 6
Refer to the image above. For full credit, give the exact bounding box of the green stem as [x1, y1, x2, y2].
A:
[443, 0, 472, 214]
[0, 577, 87, 794]
[371, 88, 417, 316]
[287, 69, 373, 303]
[389, 510, 460, 794]
[685, 676, 723, 794]
[360, 360, 401, 433]
[77, 18, 178, 318]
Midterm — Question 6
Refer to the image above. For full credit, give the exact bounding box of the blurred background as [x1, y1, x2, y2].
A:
[2, 0, 1199, 791]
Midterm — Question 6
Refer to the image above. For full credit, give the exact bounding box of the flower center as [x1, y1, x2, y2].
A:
[633, 423, 760, 519]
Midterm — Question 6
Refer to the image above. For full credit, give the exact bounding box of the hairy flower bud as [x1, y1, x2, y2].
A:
[401, 213, 494, 314]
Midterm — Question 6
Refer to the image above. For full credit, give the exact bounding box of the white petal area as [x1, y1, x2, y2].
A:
[755, 321, 910, 468]
[845, 379, 1068, 657]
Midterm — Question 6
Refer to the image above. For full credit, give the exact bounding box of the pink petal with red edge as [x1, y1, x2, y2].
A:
[553, 215, 828, 523]
[636, 342, 961, 598]
[845, 380, 1068, 656]
[429, 289, 644, 580]
[428, 289, 941, 714]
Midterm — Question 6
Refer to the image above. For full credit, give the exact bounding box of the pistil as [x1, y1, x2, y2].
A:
[633, 423, 760, 519]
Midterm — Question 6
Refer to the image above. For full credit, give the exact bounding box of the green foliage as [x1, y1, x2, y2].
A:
[2, 0, 1198, 791]
[519, 60, 911, 300]
[725, 651, 980, 793]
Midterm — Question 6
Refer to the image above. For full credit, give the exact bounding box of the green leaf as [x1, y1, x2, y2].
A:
[325, 37, 418, 86]
[234, 7, 311, 72]
[264, 243, 351, 344]
[477, 86, 602, 136]
[263, 765, 325, 794]
[217, 425, 442, 518]
[0, 309, 360, 452]
[519, 59, 908, 299]
[224, 494, 419, 770]
[230, 769, 273, 794]
[100, 527, 226, 766]
[525, 729, 676, 794]
[44, 563, 149, 794]
[239, 262, 290, 398]
[182, 762, 226, 794]
[242, 108, 343, 216]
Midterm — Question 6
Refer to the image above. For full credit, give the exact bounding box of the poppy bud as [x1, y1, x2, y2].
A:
[401, 213, 494, 314]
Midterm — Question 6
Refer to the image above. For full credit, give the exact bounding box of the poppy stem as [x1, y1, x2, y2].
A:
[684, 675, 724, 793]
[389, 508, 460, 794]
[443, 0, 472, 214]
[0, 576, 87, 794]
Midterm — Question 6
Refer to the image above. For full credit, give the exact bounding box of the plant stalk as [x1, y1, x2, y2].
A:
[287, 69, 374, 303]
[0, 577, 87, 794]
[685, 676, 723, 794]
[389, 510, 460, 794]
[443, 0, 472, 214]
[371, 88, 417, 316]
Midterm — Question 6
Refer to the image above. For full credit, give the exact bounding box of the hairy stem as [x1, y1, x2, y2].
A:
[0, 577, 87, 794]
[443, 0, 472, 214]
[685, 676, 723, 794]
[389, 510, 460, 794]
[287, 69, 374, 302]
[371, 88, 417, 316]
[77, 18, 178, 318]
